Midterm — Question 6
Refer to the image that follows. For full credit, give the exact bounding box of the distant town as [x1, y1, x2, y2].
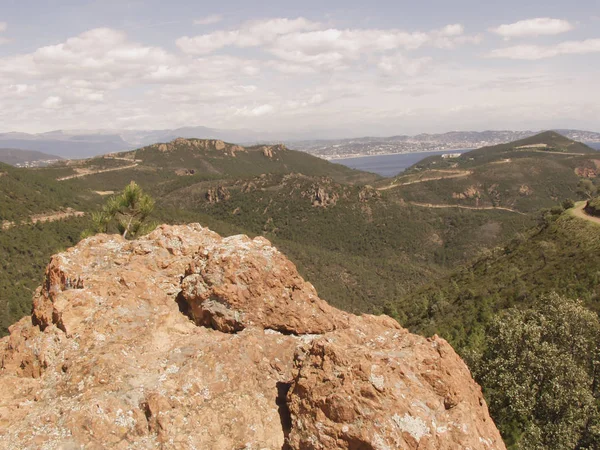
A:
[15, 159, 62, 168]
[289, 130, 600, 160]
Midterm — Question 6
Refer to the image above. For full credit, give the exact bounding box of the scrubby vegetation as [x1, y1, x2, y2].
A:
[399, 204, 600, 349]
[161, 173, 533, 313]
[385, 131, 598, 213]
[0, 162, 94, 222]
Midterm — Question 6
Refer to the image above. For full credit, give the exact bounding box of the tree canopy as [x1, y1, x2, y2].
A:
[471, 293, 600, 449]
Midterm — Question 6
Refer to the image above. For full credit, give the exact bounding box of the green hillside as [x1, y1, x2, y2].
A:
[159, 172, 533, 313]
[0, 217, 91, 335]
[48, 139, 379, 194]
[0, 162, 95, 222]
[380, 131, 598, 213]
[400, 203, 600, 351]
[0, 139, 381, 334]
[2, 132, 593, 336]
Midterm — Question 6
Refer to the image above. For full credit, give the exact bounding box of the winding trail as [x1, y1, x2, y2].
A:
[521, 150, 588, 156]
[377, 170, 472, 191]
[408, 201, 526, 215]
[570, 201, 600, 225]
[2, 208, 85, 230]
[58, 163, 138, 181]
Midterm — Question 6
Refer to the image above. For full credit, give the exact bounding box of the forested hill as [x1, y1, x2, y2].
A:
[377, 131, 599, 213]
[0, 162, 93, 223]
[399, 201, 600, 350]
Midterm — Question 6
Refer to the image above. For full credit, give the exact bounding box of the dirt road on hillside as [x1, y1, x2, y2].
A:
[1, 208, 85, 230]
[408, 201, 525, 215]
[571, 202, 600, 225]
[58, 163, 138, 181]
[377, 170, 472, 191]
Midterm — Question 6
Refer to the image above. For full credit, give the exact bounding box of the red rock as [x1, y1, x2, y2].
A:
[0, 225, 505, 449]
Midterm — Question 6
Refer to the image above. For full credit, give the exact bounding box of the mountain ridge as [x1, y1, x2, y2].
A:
[2, 127, 599, 160]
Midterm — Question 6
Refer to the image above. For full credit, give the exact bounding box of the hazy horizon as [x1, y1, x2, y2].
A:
[2, 125, 599, 142]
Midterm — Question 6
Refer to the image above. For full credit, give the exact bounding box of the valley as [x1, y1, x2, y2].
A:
[2, 130, 600, 449]
[1, 131, 595, 333]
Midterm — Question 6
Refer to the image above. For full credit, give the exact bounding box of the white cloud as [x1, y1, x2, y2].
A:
[11, 84, 33, 95]
[177, 18, 480, 68]
[265, 23, 479, 72]
[267, 60, 317, 74]
[286, 93, 325, 109]
[194, 15, 223, 26]
[439, 24, 464, 37]
[235, 104, 275, 117]
[490, 18, 573, 38]
[0, 27, 181, 88]
[378, 54, 432, 76]
[489, 38, 600, 59]
[0, 84, 36, 97]
[42, 96, 63, 108]
[177, 17, 321, 54]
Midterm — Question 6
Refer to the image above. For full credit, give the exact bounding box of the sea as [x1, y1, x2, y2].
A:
[332, 149, 472, 177]
[333, 143, 600, 177]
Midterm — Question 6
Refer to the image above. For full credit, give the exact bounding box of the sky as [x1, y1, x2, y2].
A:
[0, 0, 599, 137]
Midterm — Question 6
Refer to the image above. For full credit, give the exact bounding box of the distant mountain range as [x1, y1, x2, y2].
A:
[291, 129, 600, 159]
[0, 148, 62, 167]
[1, 127, 599, 160]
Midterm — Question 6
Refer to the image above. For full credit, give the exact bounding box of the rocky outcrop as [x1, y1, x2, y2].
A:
[180, 235, 346, 334]
[156, 138, 245, 156]
[518, 184, 532, 196]
[312, 185, 339, 207]
[0, 225, 506, 449]
[358, 185, 381, 202]
[205, 185, 231, 203]
[575, 167, 598, 178]
[241, 181, 257, 193]
[452, 185, 481, 200]
[263, 147, 274, 158]
[261, 144, 287, 157]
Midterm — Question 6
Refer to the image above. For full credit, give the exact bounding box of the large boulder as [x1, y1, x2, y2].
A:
[0, 225, 505, 449]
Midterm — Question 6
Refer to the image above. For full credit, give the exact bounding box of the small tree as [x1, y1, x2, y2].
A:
[578, 179, 597, 200]
[89, 181, 156, 239]
[562, 198, 575, 210]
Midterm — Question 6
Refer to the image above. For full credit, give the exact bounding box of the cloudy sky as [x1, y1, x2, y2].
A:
[1, 0, 599, 137]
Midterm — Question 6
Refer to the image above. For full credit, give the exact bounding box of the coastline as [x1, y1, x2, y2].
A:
[326, 148, 476, 161]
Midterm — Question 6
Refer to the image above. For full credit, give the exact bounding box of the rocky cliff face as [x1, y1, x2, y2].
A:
[0, 225, 505, 449]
